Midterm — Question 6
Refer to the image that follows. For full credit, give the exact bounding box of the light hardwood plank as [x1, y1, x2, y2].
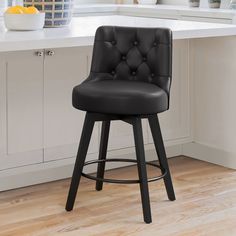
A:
[0, 156, 235, 236]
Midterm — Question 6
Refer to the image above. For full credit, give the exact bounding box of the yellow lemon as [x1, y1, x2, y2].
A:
[15, 5, 25, 11]
[23, 6, 39, 14]
[5, 6, 24, 14]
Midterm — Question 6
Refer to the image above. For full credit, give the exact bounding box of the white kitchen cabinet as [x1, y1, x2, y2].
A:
[0, 50, 44, 170]
[0, 47, 99, 169]
[43, 47, 98, 162]
[0, 41, 192, 189]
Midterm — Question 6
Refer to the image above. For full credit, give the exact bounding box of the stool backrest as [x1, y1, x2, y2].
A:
[90, 26, 172, 97]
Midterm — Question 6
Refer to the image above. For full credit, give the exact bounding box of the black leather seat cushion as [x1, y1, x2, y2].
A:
[73, 79, 168, 115]
[73, 26, 172, 115]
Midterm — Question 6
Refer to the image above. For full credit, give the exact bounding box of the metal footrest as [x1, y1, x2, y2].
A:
[81, 158, 167, 184]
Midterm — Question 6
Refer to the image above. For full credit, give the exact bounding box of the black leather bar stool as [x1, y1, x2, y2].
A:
[66, 26, 176, 224]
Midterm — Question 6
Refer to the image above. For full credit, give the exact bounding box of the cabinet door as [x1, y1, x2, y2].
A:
[0, 51, 44, 170]
[44, 47, 98, 162]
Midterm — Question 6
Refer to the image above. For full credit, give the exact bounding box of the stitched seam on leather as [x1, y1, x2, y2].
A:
[112, 27, 131, 77]
[138, 42, 157, 77]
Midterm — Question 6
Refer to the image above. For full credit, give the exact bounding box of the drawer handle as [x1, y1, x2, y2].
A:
[35, 51, 44, 57]
[47, 50, 55, 56]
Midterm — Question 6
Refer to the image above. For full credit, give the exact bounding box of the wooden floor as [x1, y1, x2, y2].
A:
[0, 156, 236, 236]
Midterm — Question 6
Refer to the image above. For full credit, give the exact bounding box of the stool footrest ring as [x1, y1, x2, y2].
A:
[81, 158, 167, 184]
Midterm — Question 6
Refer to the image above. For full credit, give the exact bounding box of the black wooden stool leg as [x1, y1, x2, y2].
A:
[96, 120, 110, 191]
[132, 117, 152, 224]
[66, 113, 95, 211]
[148, 114, 176, 201]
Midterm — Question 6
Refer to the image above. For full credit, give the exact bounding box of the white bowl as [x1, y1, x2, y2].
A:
[4, 13, 45, 31]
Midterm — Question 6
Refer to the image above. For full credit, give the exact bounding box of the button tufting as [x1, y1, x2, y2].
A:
[73, 26, 173, 119]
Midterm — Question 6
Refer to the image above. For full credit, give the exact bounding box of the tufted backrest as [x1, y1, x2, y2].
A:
[90, 26, 172, 97]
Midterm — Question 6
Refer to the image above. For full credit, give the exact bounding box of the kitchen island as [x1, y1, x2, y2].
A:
[0, 15, 236, 191]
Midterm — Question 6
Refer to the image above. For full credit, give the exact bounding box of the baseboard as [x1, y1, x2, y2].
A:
[0, 144, 182, 192]
[2, 141, 235, 192]
[183, 142, 236, 169]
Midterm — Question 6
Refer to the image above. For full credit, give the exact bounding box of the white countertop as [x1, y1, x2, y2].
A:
[1, 15, 236, 52]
